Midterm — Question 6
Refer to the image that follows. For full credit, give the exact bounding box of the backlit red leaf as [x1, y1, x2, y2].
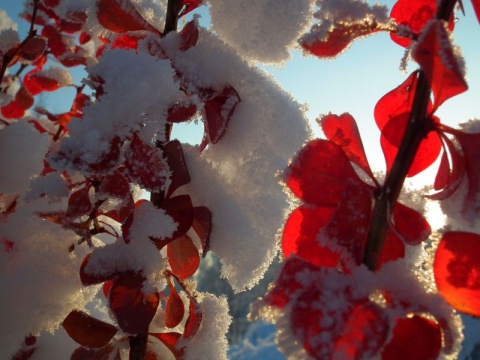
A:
[164, 140, 191, 198]
[166, 100, 197, 124]
[167, 235, 200, 279]
[201, 84, 240, 149]
[448, 130, 480, 219]
[322, 180, 373, 266]
[124, 133, 168, 191]
[19, 36, 47, 61]
[374, 72, 422, 132]
[320, 113, 375, 182]
[377, 228, 406, 269]
[434, 231, 480, 316]
[472, 0, 480, 23]
[62, 310, 117, 348]
[380, 113, 442, 177]
[179, 21, 199, 52]
[412, 20, 468, 110]
[15, 87, 34, 110]
[109, 273, 160, 334]
[334, 302, 389, 359]
[183, 296, 202, 340]
[149, 332, 181, 358]
[23, 70, 62, 96]
[99, 172, 131, 198]
[192, 206, 212, 256]
[96, 0, 159, 33]
[165, 277, 185, 328]
[285, 139, 364, 206]
[392, 202, 431, 245]
[282, 205, 339, 268]
[67, 186, 92, 218]
[301, 21, 383, 58]
[1, 99, 25, 119]
[41, 25, 67, 57]
[382, 315, 442, 360]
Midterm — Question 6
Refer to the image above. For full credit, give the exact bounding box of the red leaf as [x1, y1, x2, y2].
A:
[67, 186, 92, 218]
[201, 84, 240, 149]
[164, 140, 191, 198]
[44, 0, 60, 7]
[1, 99, 25, 119]
[96, 0, 159, 33]
[322, 180, 373, 266]
[19, 36, 48, 61]
[166, 100, 197, 124]
[167, 234, 200, 279]
[392, 202, 431, 245]
[390, 0, 437, 47]
[165, 277, 185, 328]
[412, 20, 468, 110]
[264, 257, 321, 309]
[377, 228, 405, 269]
[334, 302, 389, 359]
[157, 195, 194, 244]
[320, 113, 375, 182]
[382, 315, 442, 360]
[99, 172, 131, 198]
[301, 21, 383, 58]
[124, 133, 168, 191]
[285, 139, 364, 206]
[447, 130, 480, 218]
[149, 332, 181, 358]
[15, 87, 34, 110]
[472, 0, 480, 23]
[109, 273, 160, 334]
[434, 231, 480, 316]
[72, 92, 90, 114]
[192, 206, 212, 256]
[179, 21, 199, 52]
[380, 113, 442, 177]
[282, 205, 339, 268]
[111, 33, 145, 50]
[71, 345, 120, 360]
[41, 25, 67, 57]
[374, 72, 425, 132]
[183, 296, 202, 340]
[179, 0, 203, 18]
[23, 70, 61, 96]
[62, 310, 117, 348]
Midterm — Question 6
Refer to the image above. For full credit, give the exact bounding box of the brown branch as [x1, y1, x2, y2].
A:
[362, 0, 458, 271]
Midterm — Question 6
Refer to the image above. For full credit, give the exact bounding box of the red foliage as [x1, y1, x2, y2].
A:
[167, 234, 200, 278]
[434, 231, 480, 316]
[62, 310, 117, 348]
[412, 20, 468, 110]
[109, 274, 160, 334]
[165, 277, 185, 328]
[382, 315, 442, 360]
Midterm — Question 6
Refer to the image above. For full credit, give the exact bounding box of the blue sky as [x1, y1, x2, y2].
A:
[3, 0, 480, 181]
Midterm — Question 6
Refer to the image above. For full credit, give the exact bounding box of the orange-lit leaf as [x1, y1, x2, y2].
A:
[285, 139, 363, 206]
[434, 231, 480, 316]
[382, 315, 442, 360]
[412, 20, 467, 110]
[167, 235, 200, 278]
[165, 277, 185, 328]
[62, 310, 117, 348]
[109, 274, 160, 334]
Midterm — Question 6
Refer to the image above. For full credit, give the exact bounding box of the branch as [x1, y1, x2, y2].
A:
[362, 0, 457, 271]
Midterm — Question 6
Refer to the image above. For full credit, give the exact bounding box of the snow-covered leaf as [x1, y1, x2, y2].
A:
[62, 310, 117, 348]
